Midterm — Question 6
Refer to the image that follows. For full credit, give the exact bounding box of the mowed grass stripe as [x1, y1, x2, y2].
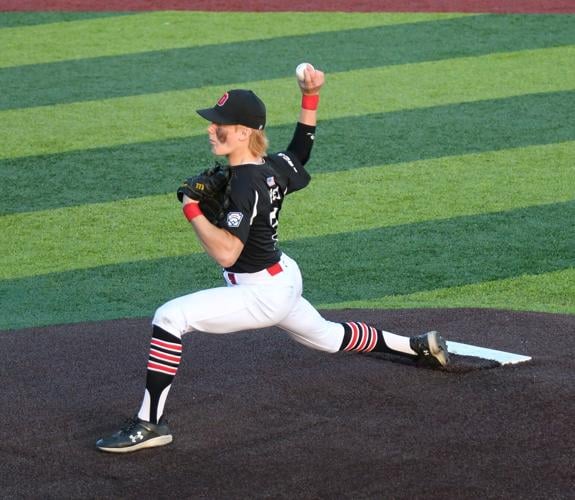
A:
[0, 253, 222, 330]
[2, 91, 573, 215]
[283, 201, 574, 304]
[0, 12, 465, 69]
[2, 141, 573, 280]
[4, 14, 573, 109]
[0, 12, 129, 29]
[327, 269, 575, 315]
[1, 201, 572, 330]
[2, 46, 573, 160]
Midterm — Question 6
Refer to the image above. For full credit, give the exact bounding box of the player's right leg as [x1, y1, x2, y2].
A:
[277, 296, 449, 366]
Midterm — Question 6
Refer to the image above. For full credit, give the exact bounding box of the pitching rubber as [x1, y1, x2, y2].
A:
[446, 341, 532, 365]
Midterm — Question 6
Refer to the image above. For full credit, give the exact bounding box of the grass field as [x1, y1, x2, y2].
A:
[1, 11, 573, 330]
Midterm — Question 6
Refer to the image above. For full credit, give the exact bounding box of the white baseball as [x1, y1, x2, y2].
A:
[296, 62, 314, 81]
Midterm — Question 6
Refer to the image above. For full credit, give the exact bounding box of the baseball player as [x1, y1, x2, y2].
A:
[96, 64, 449, 453]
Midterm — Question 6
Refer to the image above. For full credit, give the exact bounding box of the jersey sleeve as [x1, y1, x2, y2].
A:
[268, 151, 311, 194]
[286, 122, 316, 166]
[217, 179, 255, 244]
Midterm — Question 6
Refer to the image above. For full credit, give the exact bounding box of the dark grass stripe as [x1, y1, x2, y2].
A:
[2, 91, 573, 215]
[292, 201, 575, 303]
[0, 12, 131, 28]
[1, 14, 574, 109]
[1, 201, 572, 330]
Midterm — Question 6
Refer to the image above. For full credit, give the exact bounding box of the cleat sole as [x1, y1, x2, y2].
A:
[97, 434, 173, 453]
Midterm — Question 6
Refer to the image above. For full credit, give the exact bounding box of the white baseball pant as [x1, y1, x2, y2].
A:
[152, 253, 345, 353]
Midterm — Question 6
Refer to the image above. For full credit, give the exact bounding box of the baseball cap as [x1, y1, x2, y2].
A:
[196, 89, 266, 130]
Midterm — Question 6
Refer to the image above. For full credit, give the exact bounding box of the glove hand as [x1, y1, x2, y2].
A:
[181, 194, 197, 205]
[177, 163, 232, 224]
[177, 163, 231, 203]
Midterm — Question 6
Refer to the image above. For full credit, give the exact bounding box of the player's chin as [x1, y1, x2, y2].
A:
[209, 141, 222, 153]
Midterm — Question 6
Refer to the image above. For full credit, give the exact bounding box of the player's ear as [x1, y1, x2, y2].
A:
[237, 126, 252, 142]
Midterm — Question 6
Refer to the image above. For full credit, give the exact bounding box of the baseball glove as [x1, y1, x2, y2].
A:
[177, 163, 232, 224]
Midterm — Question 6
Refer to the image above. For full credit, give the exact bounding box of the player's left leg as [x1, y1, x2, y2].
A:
[97, 266, 303, 453]
[137, 283, 302, 426]
[277, 296, 449, 366]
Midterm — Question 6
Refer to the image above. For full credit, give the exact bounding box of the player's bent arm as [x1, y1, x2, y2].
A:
[189, 216, 244, 268]
[182, 198, 244, 267]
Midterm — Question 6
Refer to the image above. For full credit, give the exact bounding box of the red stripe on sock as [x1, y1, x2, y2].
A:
[151, 338, 182, 353]
[344, 322, 360, 351]
[150, 348, 181, 364]
[147, 361, 178, 375]
[364, 327, 379, 352]
[355, 323, 370, 351]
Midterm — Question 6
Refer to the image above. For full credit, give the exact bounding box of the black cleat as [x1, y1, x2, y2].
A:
[96, 417, 173, 453]
[410, 331, 450, 367]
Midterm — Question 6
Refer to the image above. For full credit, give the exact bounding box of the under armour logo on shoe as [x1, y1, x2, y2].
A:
[130, 431, 144, 443]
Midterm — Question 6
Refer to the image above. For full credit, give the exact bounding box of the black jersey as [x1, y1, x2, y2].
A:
[219, 150, 310, 273]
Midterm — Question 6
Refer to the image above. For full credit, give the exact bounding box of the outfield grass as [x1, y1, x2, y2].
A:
[0, 12, 573, 329]
[3, 46, 573, 158]
[3, 91, 573, 214]
[0, 12, 466, 68]
[2, 141, 573, 279]
[4, 14, 573, 110]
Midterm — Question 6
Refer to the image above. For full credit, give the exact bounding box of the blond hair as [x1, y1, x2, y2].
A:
[248, 129, 269, 158]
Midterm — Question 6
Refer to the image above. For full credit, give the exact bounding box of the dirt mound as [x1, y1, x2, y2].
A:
[1, 308, 573, 498]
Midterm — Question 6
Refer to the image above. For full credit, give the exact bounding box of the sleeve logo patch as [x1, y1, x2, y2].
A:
[226, 212, 244, 227]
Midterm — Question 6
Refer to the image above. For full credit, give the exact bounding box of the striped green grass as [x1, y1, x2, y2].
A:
[0, 11, 128, 29]
[2, 45, 573, 159]
[0, 11, 465, 68]
[0, 12, 573, 330]
[2, 200, 572, 330]
[3, 91, 573, 215]
[330, 269, 575, 314]
[3, 14, 573, 110]
[286, 201, 573, 301]
[3, 141, 573, 279]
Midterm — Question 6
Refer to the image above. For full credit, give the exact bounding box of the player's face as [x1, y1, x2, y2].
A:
[207, 123, 249, 158]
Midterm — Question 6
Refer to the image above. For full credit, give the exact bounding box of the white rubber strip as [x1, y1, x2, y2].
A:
[447, 341, 532, 365]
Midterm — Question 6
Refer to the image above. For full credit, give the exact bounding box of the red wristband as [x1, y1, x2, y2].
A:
[301, 94, 319, 110]
[183, 202, 203, 221]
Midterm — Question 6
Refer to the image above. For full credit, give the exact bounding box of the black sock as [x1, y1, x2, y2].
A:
[139, 325, 182, 424]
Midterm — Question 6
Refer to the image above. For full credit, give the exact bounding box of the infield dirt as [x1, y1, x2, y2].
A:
[1, 308, 573, 498]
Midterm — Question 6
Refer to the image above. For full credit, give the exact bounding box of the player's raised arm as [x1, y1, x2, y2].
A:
[285, 63, 325, 167]
[296, 62, 325, 126]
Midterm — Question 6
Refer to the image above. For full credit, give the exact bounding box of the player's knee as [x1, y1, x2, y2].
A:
[286, 330, 341, 354]
[152, 301, 186, 338]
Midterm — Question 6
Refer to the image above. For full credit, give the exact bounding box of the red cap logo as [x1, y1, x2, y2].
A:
[217, 93, 229, 107]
